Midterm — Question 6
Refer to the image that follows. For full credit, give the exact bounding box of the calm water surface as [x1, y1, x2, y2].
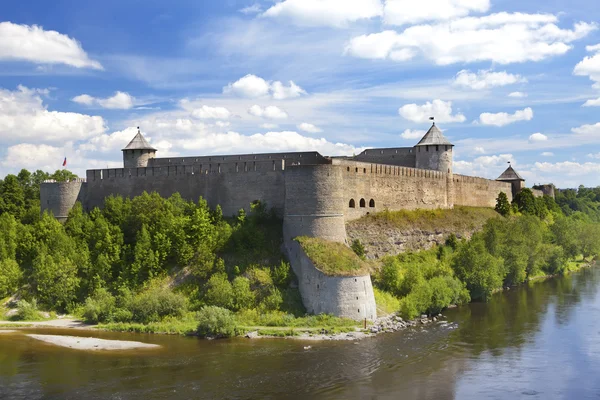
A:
[2, 266, 600, 400]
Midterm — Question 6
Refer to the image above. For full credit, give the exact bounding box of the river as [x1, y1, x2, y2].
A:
[1, 266, 600, 400]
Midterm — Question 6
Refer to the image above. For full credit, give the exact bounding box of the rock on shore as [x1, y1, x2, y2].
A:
[27, 334, 160, 351]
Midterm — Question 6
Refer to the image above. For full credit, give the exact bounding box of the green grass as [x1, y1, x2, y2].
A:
[373, 287, 400, 316]
[295, 236, 371, 276]
[353, 206, 499, 233]
[99, 320, 198, 335]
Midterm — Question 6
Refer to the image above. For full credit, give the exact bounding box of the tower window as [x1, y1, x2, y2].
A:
[369, 199, 375, 207]
[436, 145, 439, 151]
[360, 199, 366, 208]
[349, 199, 356, 208]
[426, 146, 429, 152]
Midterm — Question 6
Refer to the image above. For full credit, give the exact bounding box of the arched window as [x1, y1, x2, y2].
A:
[349, 199, 356, 208]
[360, 198, 366, 208]
[369, 199, 375, 208]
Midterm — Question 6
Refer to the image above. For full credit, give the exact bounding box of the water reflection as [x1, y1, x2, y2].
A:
[1, 266, 599, 399]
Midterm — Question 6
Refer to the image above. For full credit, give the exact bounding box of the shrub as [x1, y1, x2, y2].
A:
[15, 299, 44, 321]
[82, 288, 116, 323]
[271, 261, 291, 287]
[259, 288, 283, 312]
[196, 306, 238, 338]
[203, 273, 234, 309]
[495, 192, 511, 216]
[232, 276, 255, 311]
[0, 259, 21, 298]
[351, 239, 366, 258]
[373, 287, 401, 315]
[127, 286, 188, 323]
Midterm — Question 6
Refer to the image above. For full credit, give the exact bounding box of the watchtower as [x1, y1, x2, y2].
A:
[122, 128, 157, 168]
[496, 163, 525, 198]
[414, 122, 454, 174]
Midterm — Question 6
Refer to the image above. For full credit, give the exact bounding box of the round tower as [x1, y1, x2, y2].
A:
[283, 164, 347, 244]
[40, 180, 86, 222]
[414, 122, 454, 174]
[122, 128, 157, 168]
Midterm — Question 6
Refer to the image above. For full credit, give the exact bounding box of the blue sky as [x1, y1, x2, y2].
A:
[1, 0, 600, 188]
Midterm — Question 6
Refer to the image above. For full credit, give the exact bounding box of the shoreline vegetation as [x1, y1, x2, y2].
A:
[1, 169, 600, 340]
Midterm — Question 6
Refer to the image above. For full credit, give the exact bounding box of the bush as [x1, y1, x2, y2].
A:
[495, 192, 511, 217]
[232, 277, 255, 311]
[271, 261, 291, 287]
[0, 259, 21, 298]
[82, 288, 116, 323]
[373, 287, 401, 315]
[15, 299, 44, 321]
[196, 306, 238, 338]
[351, 239, 366, 258]
[127, 285, 188, 323]
[203, 273, 234, 309]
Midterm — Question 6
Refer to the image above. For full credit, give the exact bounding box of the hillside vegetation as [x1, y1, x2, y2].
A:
[295, 236, 371, 276]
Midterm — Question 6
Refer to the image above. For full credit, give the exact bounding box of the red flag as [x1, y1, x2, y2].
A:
[62, 157, 67, 167]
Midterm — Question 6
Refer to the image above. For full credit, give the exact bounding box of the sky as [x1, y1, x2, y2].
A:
[0, 0, 600, 188]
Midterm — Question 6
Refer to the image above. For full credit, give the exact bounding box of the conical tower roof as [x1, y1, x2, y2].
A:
[122, 128, 156, 151]
[415, 123, 453, 146]
[497, 164, 524, 181]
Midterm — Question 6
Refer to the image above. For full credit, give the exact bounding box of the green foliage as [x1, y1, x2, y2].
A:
[295, 236, 371, 276]
[125, 285, 188, 324]
[14, 299, 44, 321]
[204, 273, 234, 309]
[495, 192, 511, 216]
[0, 259, 21, 298]
[232, 277, 256, 311]
[351, 239, 366, 258]
[196, 306, 238, 338]
[373, 287, 401, 315]
[271, 261, 292, 287]
[31, 250, 80, 311]
[82, 288, 116, 323]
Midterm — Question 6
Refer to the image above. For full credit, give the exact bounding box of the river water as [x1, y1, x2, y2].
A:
[2, 266, 600, 400]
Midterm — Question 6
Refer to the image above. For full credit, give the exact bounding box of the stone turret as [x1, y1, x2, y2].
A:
[496, 164, 525, 198]
[414, 122, 454, 207]
[122, 128, 156, 168]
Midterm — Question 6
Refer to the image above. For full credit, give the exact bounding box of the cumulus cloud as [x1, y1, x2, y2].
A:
[261, 123, 279, 129]
[453, 69, 526, 90]
[0, 22, 102, 69]
[453, 153, 514, 178]
[582, 97, 600, 107]
[346, 13, 596, 65]
[574, 43, 600, 88]
[478, 107, 533, 127]
[400, 129, 425, 139]
[529, 132, 548, 142]
[78, 127, 140, 153]
[297, 122, 322, 133]
[224, 74, 307, 99]
[474, 146, 486, 154]
[533, 161, 600, 176]
[399, 99, 466, 123]
[248, 105, 289, 119]
[541, 152, 554, 156]
[72, 91, 134, 109]
[509, 91, 528, 98]
[191, 105, 232, 119]
[384, 0, 490, 26]
[0, 85, 105, 143]
[239, 3, 262, 14]
[262, 0, 383, 27]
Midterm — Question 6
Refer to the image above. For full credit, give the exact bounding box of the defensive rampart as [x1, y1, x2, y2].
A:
[453, 174, 512, 208]
[40, 179, 87, 222]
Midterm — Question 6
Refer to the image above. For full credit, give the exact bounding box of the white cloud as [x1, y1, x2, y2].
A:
[261, 123, 279, 129]
[588, 152, 600, 159]
[533, 161, 600, 176]
[224, 75, 307, 99]
[384, 0, 490, 26]
[399, 99, 466, 123]
[72, 91, 134, 109]
[582, 97, 600, 107]
[215, 121, 231, 128]
[262, 0, 383, 27]
[224, 74, 271, 98]
[509, 91, 528, 98]
[453, 69, 526, 90]
[400, 129, 425, 139]
[474, 146, 486, 154]
[453, 153, 514, 178]
[0, 22, 102, 70]
[346, 13, 596, 65]
[541, 152, 554, 156]
[240, 3, 262, 14]
[191, 105, 232, 119]
[78, 127, 140, 153]
[298, 122, 322, 133]
[271, 81, 307, 100]
[529, 132, 548, 142]
[479, 107, 533, 126]
[574, 43, 600, 88]
[248, 105, 289, 119]
[0, 85, 105, 143]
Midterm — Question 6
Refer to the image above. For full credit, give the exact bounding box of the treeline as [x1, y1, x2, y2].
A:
[0, 169, 304, 331]
[373, 189, 600, 319]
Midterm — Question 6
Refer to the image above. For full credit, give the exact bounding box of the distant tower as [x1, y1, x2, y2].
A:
[496, 163, 525, 199]
[414, 121, 455, 208]
[122, 128, 157, 168]
[414, 121, 454, 174]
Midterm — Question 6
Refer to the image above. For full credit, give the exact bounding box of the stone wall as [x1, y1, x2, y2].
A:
[285, 240, 377, 321]
[40, 180, 87, 222]
[123, 149, 156, 168]
[85, 161, 286, 217]
[352, 147, 416, 167]
[337, 160, 449, 221]
[148, 151, 329, 167]
[453, 174, 512, 208]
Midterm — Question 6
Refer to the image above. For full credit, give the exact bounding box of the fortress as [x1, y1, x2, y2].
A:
[40, 123, 543, 321]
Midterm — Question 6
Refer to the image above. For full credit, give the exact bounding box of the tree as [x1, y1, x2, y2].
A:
[130, 225, 159, 286]
[0, 175, 25, 219]
[204, 273, 234, 308]
[0, 259, 21, 298]
[32, 250, 80, 310]
[512, 188, 536, 215]
[50, 169, 78, 182]
[232, 277, 255, 310]
[495, 192, 511, 216]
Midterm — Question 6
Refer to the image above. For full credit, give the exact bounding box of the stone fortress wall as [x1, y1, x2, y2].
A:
[40, 124, 534, 321]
